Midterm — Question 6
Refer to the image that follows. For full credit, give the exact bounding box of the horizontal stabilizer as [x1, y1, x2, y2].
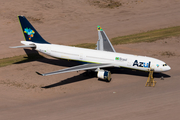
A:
[37, 63, 113, 76]
[9, 45, 36, 48]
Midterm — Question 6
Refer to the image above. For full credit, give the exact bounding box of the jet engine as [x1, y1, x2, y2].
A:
[97, 70, 111, 82]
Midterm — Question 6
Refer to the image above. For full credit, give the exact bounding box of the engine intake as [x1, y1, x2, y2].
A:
[97, 70, 111, 82]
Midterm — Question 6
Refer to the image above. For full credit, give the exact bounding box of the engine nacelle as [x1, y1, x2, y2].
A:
[97, 70, 111, 82]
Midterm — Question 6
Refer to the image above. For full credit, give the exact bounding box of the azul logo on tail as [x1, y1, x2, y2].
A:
[24, 28, 35, 40]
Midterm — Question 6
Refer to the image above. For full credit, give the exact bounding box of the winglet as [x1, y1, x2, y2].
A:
[97, 26, 116, 52]
[97, 26, 103, 31]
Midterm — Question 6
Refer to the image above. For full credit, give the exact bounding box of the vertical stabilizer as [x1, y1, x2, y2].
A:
[18, 15, 50, 44]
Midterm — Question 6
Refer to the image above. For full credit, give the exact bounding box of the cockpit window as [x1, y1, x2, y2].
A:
[163, 64, 167, 66]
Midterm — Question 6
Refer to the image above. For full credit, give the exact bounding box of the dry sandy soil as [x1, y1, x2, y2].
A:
[0, 0, 180, 120]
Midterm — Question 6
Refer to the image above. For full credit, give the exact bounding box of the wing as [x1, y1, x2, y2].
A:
[96, 26, 116, 52]
[36, 63, 113, 76]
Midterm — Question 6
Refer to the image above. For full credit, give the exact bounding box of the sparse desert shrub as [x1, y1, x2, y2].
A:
[161, 51, 175, 57]
[0, 80, 38, 89]
[27, 16, 43, 23]
[89, 0, 122, 8]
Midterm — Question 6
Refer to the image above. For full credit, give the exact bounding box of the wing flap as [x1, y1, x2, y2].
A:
[37, 63, 113, 76]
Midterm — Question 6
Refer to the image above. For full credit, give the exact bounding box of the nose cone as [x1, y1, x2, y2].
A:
[167, 66, 171, 71]
[164, 65, 171, 71]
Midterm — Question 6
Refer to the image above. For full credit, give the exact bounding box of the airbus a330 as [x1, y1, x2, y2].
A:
[10, 16, 171, 82]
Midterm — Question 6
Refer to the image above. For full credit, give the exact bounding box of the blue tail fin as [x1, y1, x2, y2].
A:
[18, 16, 50, 44]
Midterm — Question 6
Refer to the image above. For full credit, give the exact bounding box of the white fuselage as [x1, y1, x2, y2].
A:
[29, 42, 171, 73]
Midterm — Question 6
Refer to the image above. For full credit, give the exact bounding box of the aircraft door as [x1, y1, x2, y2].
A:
[127, 59, 132, 66]
[79, 53, 83, 60]
[46, 46, 51, 55]
[149, 61, 156, 70]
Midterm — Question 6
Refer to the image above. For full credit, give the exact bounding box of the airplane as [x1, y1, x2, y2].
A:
[10, 15, 171, 82]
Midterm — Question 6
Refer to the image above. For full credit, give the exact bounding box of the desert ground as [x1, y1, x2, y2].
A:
[0, 0, 180, 120]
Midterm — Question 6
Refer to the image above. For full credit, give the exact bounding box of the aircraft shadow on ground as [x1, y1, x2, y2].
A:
[14, 49, 81, 67]
[16, 49, 171, 88]
[108, 67, 171, 78]
[42, 72, 96, 89]
[42, 68, 171, 89]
